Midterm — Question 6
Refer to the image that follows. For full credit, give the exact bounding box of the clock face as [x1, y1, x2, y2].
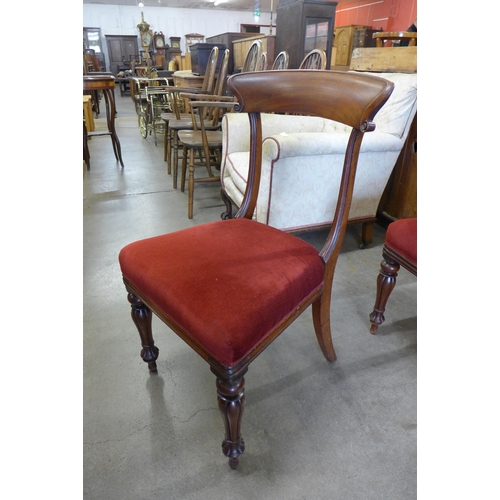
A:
[156, 37, 164, 48]
[142, 32, 151, 47]
[173, 41, 180, 48]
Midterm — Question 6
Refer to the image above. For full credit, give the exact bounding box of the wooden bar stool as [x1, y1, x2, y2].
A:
[83, 75, 124, 169]
[373, 31, 417, 47]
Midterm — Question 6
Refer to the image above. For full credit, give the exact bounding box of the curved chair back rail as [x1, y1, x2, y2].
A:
[119, 69, 394, 469]
[228, 70, 392, 130]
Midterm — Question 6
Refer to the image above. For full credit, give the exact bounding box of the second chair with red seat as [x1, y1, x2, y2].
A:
[369, 218, 417, 334]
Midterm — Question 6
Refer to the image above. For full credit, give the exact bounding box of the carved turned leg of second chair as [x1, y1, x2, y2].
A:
[369, 249, 399, 334]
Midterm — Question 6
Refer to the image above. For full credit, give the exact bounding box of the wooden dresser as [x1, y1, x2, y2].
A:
[333, 25, 367, 66]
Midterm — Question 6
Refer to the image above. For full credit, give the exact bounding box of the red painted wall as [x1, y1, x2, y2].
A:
[335, 0, 417, 32]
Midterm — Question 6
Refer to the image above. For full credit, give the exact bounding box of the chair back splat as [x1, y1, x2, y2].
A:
[119, 70, 394, 469]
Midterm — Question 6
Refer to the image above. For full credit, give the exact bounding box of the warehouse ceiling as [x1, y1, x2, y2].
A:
[82, 0, 354, 12]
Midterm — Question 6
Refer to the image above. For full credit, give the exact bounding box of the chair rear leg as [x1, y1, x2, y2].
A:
[369, 253, 400, 334]
[312, 291, 337, 362]
[127, 291, 159, 371]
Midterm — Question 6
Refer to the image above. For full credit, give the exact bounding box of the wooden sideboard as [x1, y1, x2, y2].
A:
[206, 32, 259, 74]
[378, 114, 417, 221]
[232, 35, 276, 71]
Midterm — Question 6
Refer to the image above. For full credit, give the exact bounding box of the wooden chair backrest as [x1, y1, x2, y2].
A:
[299, 49, 327, 70]
[201, 46, 219, 93]
[271, 51, 289, 70]
[241, 40, 263, 73]
[256, 52, 267, 71]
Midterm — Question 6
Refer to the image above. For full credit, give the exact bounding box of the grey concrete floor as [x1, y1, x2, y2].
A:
[83, 94, 417, 500]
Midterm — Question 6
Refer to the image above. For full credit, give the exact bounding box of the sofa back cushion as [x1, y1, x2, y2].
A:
[353, 72, 417, 140]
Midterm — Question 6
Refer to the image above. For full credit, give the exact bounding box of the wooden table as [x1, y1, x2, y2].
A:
[373, 31, 417, 47]
[173, 70, 205, 111]
[173, 70, 204, 88]
[83, 75, 124, 168]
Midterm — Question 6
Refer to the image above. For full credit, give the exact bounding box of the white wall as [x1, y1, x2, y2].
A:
[83, 4, 272, 71]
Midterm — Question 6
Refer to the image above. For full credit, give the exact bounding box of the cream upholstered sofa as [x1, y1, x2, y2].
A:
[220, 71, 417, 245]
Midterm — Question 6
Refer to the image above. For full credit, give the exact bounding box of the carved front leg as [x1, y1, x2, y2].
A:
[369, 256, 400, 334]
[215, 375, 245, 469]
[127, 292, 159, 371]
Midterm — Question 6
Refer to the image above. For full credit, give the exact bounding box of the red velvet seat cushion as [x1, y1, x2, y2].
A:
[119, 218, 325, 368]
[385, 218, 417, 265]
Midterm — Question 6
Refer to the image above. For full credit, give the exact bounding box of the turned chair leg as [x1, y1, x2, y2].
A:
[187, 148, 196, 219]
[181, 146, 188, 193]
[173, 132, 180, 189]
[369, 252, 400, 334]
[127, 291, 159, 371]
[213, 371, 246, 469]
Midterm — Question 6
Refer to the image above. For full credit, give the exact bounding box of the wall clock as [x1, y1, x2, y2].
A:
[154, 32, 166, 51]
[169, 37, 181, 49]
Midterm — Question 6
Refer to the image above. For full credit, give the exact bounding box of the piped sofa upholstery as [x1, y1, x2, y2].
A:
[220, 71, 417, 242]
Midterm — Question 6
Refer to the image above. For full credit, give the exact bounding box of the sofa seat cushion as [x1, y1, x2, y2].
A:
[223, 131, 404, 228]
[119, 218, 325, 367]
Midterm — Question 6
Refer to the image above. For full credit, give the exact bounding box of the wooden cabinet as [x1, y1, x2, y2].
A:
[105, 35, 139, 75]
[353, 29, 382, 49]
[232, 35, 276, 72]
[206, 32, 260, 74]
[333, 25, 367, 66]
[276, 0, 337, 69]
[378, 114, 417, 221]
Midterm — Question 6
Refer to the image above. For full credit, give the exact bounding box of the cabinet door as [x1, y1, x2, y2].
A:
[334, 28, 352, 66]
[106, 35, 139, 74]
